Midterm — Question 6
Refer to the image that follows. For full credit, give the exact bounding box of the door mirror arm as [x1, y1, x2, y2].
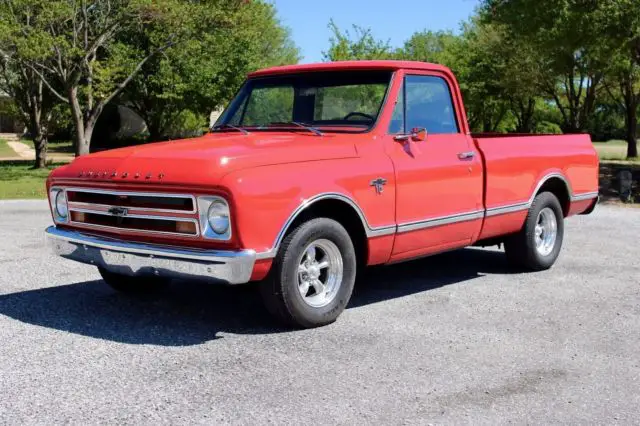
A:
[393, 127, 428, 143]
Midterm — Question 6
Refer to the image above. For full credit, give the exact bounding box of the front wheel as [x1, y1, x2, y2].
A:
[504, 192, 564, 271]
[260, 218, 357, 328]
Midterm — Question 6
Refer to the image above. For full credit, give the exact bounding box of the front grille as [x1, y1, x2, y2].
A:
[66, 188, 200, 237]
[67, 188, 195, 213]
[70, 211, 198, 236]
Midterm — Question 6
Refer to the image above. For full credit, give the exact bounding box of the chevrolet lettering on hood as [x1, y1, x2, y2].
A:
[77, 170, 165, 180]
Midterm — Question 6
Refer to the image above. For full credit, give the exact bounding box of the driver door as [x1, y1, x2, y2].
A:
[385, 72, 483, 261]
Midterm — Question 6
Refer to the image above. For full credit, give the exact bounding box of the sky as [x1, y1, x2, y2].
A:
[272, 0, 479, 63]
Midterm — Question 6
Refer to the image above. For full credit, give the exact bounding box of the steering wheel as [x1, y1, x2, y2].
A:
[343, 112, 376, 121]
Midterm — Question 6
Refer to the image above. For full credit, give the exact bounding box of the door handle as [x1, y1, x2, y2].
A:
[458, 151, 475, 160]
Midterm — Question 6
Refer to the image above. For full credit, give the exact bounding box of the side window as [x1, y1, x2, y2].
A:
[390, 75, 459, 135]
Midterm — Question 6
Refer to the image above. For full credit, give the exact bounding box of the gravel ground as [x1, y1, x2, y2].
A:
[0, 201, 638, 425]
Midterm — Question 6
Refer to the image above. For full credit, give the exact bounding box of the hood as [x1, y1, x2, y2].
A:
[50, 132, 359, 187]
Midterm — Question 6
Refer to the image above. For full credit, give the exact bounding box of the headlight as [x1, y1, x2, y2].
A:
[208, 200, 230, 234]
[55, 190, 68, 218]
[50, 188, 68, 222]
[197, 196, 232, 240]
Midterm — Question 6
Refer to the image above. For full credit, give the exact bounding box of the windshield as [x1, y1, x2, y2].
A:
[215, 71, 392, 133]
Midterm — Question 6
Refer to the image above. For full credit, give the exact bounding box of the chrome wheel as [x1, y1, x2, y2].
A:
[534, 207, 557, 256]
[297, 239, 343, 308]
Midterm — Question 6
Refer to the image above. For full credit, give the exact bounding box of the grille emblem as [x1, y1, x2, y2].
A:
[108, 207, 128, 217]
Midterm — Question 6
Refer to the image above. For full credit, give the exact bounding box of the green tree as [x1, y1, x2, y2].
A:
[399, 26, 515, 132]
[595, 0, 640, 158]
[121, 0, 300, 141]
[0, 0, 56, 168]
[323, 20, 394, 61]
[1, 0, 200, 156]
[482, 0, 606, 133]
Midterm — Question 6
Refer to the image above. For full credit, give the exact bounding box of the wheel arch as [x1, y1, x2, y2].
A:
[533, 173, 572, 217]
[265, 193, 372, 268]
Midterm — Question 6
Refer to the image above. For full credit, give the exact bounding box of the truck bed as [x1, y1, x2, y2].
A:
[473, 133, 599, 240]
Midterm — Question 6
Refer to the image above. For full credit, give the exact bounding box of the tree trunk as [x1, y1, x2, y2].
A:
[33, 132, 47, 169]
[147, 122, 163, 142]
[625, 103, 638, 158]
[69, 86, 90, 156]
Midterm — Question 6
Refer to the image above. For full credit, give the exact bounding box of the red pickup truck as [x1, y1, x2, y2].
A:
[46, 61, 599, 328]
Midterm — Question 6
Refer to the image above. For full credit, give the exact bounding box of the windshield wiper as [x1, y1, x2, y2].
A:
[267, 121, 324, 136]
[211, 124, 250, 135]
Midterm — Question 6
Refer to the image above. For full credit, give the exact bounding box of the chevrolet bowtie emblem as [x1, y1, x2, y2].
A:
[108, 206, 128, 216]
[370, 177, 387, 194]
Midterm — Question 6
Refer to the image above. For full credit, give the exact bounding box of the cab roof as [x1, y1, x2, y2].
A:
[248, 60, 452, 78]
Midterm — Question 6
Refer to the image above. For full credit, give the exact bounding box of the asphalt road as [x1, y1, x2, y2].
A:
[0, 201, 638, 425]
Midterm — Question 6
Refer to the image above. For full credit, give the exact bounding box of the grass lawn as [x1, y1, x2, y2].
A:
[593, 140, 640, 163]
[0, 138, 18, 158]
[25, 139, 74, 156]
[0, 161, 63, 199]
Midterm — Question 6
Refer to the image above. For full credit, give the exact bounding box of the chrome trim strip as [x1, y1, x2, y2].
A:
[197, 196, 232, 241]
[531, 172, 573, 202]
[69, 207, 200, 224]
[571, 191, 599, 202]
[49, 187, 69, 224]
[255, 250, 277, 260]
[397, 210, 484, 234]
[69, 208, 200, 237]
[45, 226, 255, 284]
[68, 201, 196, 215]
[65, 187, 197, 214]
[485, 172, 576, 218]
[368, 225, 397, 238]
[485, 202, 530, 217]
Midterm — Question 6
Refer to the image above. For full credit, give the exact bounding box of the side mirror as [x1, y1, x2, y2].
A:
[393, 127, 428, 143]
[411, 127, 427, 142]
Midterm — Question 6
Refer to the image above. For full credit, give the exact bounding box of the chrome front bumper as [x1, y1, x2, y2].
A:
[45, 226, 256, 284]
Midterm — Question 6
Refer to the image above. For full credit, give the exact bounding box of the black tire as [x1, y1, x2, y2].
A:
[98, 267, 170, 294]
[260, 218, 357, 328]
[504, 191, 564, 271]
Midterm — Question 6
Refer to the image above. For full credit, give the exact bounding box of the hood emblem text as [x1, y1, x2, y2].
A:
[77, 171, 165, 180]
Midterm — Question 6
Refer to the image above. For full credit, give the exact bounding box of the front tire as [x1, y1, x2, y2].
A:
[260, 218, 357, 328]
[504, 191, 564, 271]
[98, 267, 170, 294]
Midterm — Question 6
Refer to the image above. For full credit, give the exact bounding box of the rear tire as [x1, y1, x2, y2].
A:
[504, 192, 564, 271]
[260, 218, 357, 329]
[98, 267, 170, 294]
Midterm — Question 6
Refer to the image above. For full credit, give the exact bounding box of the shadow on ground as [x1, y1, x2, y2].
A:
[0, 248, 515, 346]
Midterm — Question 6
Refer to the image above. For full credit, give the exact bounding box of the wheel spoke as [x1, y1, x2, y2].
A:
[310, 279, 326, 296]
[305, 246, 317, 263]
[299, 280, 310, 296]
[298, 264, 309, 274]
[317, 256, 330, 269]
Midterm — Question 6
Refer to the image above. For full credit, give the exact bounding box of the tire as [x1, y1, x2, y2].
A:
[98, 267, 171, 294]
[260, 218, 357, 328]
[504, 192, 564, 271]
